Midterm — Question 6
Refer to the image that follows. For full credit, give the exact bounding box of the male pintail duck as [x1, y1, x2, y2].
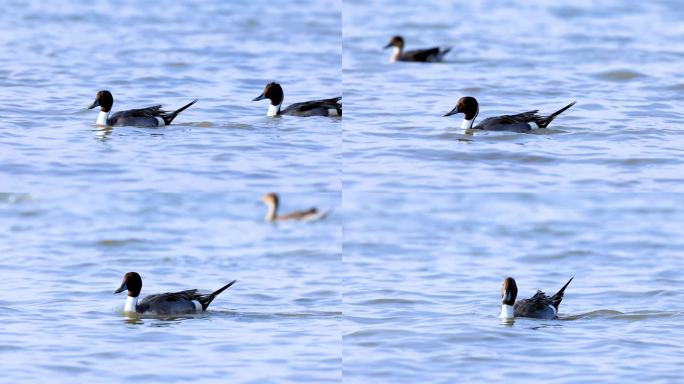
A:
[89, 90, 197, 127]
[444, 96, 576, 133]
[500, 277, 574, 320]
[384, 35, 451, 62]
[261, 192, 327, 222]
[252, 82, 341, 117]
[114, 272, 236, 315]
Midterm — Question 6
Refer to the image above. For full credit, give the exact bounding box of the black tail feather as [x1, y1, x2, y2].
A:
[550, 277, 573, 309]
[540, 101, 576, 128]
[198, 279, 236, 310]
[162, 99, 198, 125]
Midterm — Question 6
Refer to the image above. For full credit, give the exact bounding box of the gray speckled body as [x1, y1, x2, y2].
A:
[107, 102, 197, 127]
[136, 290, 203, 315]
[512, 277, 574, 319]
[108, 109, 165, 127]
[280, 97, 342, 117]
[474, 113, 540, 133]
[397, 47, 451, 62]
[513, 291, 560, 319]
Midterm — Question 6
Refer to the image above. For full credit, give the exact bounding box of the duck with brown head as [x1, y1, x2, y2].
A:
[252, 82, 341, 117]
[500, 277, 518, 319]
[444, 96, 576, 134]
[88, 90, 197, 127]
[384, 35, 451, 62]
[113, 272, 236, 315]
[260, 192, 328, 222]
[500, 276, 574, 320]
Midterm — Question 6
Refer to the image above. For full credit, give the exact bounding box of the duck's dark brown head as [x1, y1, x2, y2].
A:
[444, 96, 479, 120]
[114, 272, 142, 297]
[501, 277, 518, 306]
[384, 35, 405, 50]
[252, 82, 284, 106]
[88, 90, 114, 112]
[261, 192, 279, 207]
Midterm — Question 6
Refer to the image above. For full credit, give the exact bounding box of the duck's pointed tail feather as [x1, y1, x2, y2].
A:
[198, 279, 236, 310]
[540, 101, 575, 128]
[162, 99, 198, 125]
[551, 277, 573, 309]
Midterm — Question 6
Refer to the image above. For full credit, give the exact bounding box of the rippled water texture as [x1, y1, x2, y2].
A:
[1, 192, 341, 383]
[343, 0, 684, 191]
[0, 0, 342, 382]
[3, 0, 684, 383]
[343, 193, 684, 383]
[0, 0, 341, 193]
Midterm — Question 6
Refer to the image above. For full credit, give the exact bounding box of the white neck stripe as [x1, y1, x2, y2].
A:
[265, 202, 277, 222]
[500, 304, 514, 319]
[96, 111, 110, 126]
[267, 103, 281, 117]
[390, 46, 402, 62]
[124, 296, 138, 313]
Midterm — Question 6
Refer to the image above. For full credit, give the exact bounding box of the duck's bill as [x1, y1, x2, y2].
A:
[383, 42, 392, 49]
[113, 282, 127, 294]
[443, 106, 459, 117]
[252, 93, 266, 101]
[88, 99, 100, 109]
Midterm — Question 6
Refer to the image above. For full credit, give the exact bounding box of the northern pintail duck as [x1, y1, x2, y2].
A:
[444, 96, 576, 133]
[114, 272, 236, 315]
[89, 90, 197, 127]
[500, 277, 573, 320]
[261, 192, 327, 222]
[384, 35, 451, 62]
[252, 82, 341, 117]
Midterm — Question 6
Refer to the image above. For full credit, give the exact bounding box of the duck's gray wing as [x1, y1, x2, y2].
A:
[400, 47, 448, 62]
[283, 97, 341, 111]
[278, 207, 318, 220]
[120, 105, 166, 118]
[513, 291, 556, 319]
[111, 100, 198, 126]
[475, 111, 540, 132]
[108, 106, 167, 126]
[137, 289, 199, 314]
[281, 97, 342, 116]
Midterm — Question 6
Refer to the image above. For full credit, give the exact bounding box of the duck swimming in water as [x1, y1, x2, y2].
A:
[88, 90, 197, 127]
[260, 192, 328, 222]
[113, 272, 236, 315]
[384, 35, 451, 62]
[444, 96, 575, 133]
[252, 82, 341, 117]
[500, 276, 573, 320]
